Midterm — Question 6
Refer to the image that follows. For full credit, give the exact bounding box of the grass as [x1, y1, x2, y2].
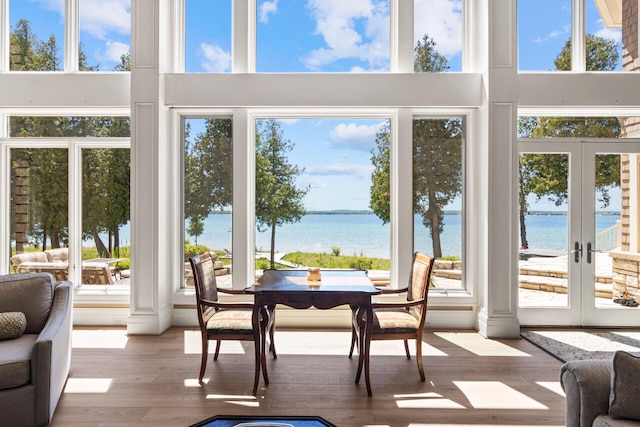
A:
[282, 251, 390, 270]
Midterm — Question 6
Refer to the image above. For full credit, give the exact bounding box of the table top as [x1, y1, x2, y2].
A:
[83, 257, 126, 265]
[245, 269, 380, 295]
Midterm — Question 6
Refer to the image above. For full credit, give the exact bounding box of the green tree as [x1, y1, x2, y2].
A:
[518, 34, 621, 249]
[255, 119, 308, 268]
[370, 35, 462, 258]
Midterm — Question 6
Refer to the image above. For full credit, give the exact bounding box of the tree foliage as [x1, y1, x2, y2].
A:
[370, 35, 461, 258]
[518, 34, 621, 249]
[255, 120, 308, 268]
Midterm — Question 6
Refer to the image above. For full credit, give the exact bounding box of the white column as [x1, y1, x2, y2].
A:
[474, 0, 520, 338]
[128, 0, 173, 334]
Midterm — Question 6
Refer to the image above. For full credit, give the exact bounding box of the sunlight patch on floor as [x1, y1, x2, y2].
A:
[72, 329, 128, 349]
[394, 392, 466, 409]
[435, 332, 531, 357]
[454, 381, 548, 409]
[64, 378, 112, 393]
[537, 381, 565, 396]
[205, 393, 260, 407]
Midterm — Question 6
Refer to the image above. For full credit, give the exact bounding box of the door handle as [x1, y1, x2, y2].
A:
[571, 242, 582, 263]
[586, 242, 599, 264]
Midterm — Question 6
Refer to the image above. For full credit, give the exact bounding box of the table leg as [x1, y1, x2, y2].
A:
[363, 301, 374, 396]
[259, 306, 269, 385]
[354, 305, 365, 384]
[252, 306, 263, 395]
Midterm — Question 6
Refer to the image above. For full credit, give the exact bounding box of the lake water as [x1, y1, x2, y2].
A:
[176, 212, 621, 259]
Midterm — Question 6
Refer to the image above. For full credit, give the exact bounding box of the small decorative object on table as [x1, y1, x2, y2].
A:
[307, 267, 322, 285]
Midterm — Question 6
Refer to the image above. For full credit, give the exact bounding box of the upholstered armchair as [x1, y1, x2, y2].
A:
[0, 273, 73, 426]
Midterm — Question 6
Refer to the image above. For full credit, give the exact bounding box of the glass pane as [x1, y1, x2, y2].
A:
[254, 118, 390, 282]
[414, 0, 463, 72]
[9, 116, 131, 137]
[185, 0, 231, 73]
[518, 153, 570, 308]
[518, 0, 572, 71]
[598, 152, 634, 310]
[79, 0, 131, 71]
[10, 148, 69, 282]
[10, 1, 64, 71]
[413, 118, 464, 290]
[256, 0, 390, 72]
[587, 0, 622, 71]
[183, 118, 233, 288]
[518, 116, 621, 138]
[81, 148, 131, 286]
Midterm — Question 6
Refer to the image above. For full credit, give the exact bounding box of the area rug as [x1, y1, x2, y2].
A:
[521, 329, 640, 362]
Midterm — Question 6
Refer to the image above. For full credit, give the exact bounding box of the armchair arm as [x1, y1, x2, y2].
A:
[218, 288, 246, 295]
[200, 298, 255, 310]
[560, 359, 612, 427]
[33, 281, 73, 426]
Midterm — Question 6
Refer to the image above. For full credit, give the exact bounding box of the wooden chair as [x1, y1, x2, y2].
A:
[349, 252, 434, 382]
[190, 252, 276, 395]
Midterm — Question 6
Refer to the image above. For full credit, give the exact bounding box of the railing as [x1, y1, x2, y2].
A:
[595, 220, 621, 252]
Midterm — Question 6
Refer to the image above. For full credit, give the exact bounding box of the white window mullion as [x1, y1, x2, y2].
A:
[572, 0, 586, 72]
[69, 142, 82, 286]
[233, 0, 254, 73]
[391, 0, 413, 73]
[0, 0, 8, 72]
[65, 0, 79, 72]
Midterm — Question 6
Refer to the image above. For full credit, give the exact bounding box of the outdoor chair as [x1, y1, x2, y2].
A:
[349, 252, 434, 381]
[190, 252, 276, 395]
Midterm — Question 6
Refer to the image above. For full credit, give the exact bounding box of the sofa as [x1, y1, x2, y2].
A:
[10, 248, 115, 285]
[561, 351, 640, 426]
[0, 273, 73, 426]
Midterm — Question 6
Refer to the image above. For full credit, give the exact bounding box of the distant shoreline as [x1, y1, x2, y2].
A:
[210, 210, 620, 216]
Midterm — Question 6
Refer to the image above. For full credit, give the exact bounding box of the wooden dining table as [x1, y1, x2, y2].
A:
[244, 269, 381, 395]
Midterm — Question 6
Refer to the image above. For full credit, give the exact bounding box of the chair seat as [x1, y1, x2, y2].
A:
[372, 309, 420, 334]
[206, 309, 255, 334]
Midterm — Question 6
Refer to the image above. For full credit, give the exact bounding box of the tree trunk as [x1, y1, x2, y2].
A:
[92, 229, 109, 257]
[270, 221, 277, 269]
[519, 188, 529, 250]
[431, 210, 442, 258]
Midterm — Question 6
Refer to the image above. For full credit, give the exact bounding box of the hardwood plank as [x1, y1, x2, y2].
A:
[50, 327, 565, 427]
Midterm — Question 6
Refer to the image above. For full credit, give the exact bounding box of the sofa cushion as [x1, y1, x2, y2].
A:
[0, 333, 37, 389]
[594, 414, 640, 426]
[0, 274, 54, 334]
[45, 248, 69, 262]
[0, 312, 27, 341]
[9, 251, 48, 268]
[610, 351, 640, 421]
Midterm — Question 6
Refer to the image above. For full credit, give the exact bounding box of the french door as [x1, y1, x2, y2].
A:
[518, 140, 640, 326]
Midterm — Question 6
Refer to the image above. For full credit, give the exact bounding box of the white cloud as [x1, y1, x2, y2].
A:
[329, 122, 384, 151]
[199, 43, 232, 73]
[259, 0, 279, 24]
[79, 0, 131, 39]
[595, 20, 622, 45]
[414, 0, 462, 57]
[302, 178, 328, 189]
[305, 163, 373, 179]
[96, 40, 129, 64]
[533, 25, 571, 43]
[303, 0, 390, 71]
[32, 0, 64, 16]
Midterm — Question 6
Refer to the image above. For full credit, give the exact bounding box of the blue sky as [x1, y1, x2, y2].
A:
[11, 0, 624, 211]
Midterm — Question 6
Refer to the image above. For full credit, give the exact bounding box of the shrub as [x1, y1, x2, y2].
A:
[331, 246, 341, 256]
[184, 244, 210, 262]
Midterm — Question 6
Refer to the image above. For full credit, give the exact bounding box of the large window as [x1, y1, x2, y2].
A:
[7, 116, 131, 289]
[413, 117, 464, 290]
[414, 0, 463, 72]
[185, 0, 231, 73]
[518, 0, 623, 72]
[183, 118, 233, 288]
[254, 117, 391, 279]
[8, 0, 131, 72]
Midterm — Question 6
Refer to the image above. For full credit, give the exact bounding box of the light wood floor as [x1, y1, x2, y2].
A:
[50, 327, 565, 427]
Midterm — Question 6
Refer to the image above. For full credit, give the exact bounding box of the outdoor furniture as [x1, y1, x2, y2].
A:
[190, 252, 275, 395]
[245, 269, 381, 395]
[349, 252, 434, 382]
[0, 273, 73, 426]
